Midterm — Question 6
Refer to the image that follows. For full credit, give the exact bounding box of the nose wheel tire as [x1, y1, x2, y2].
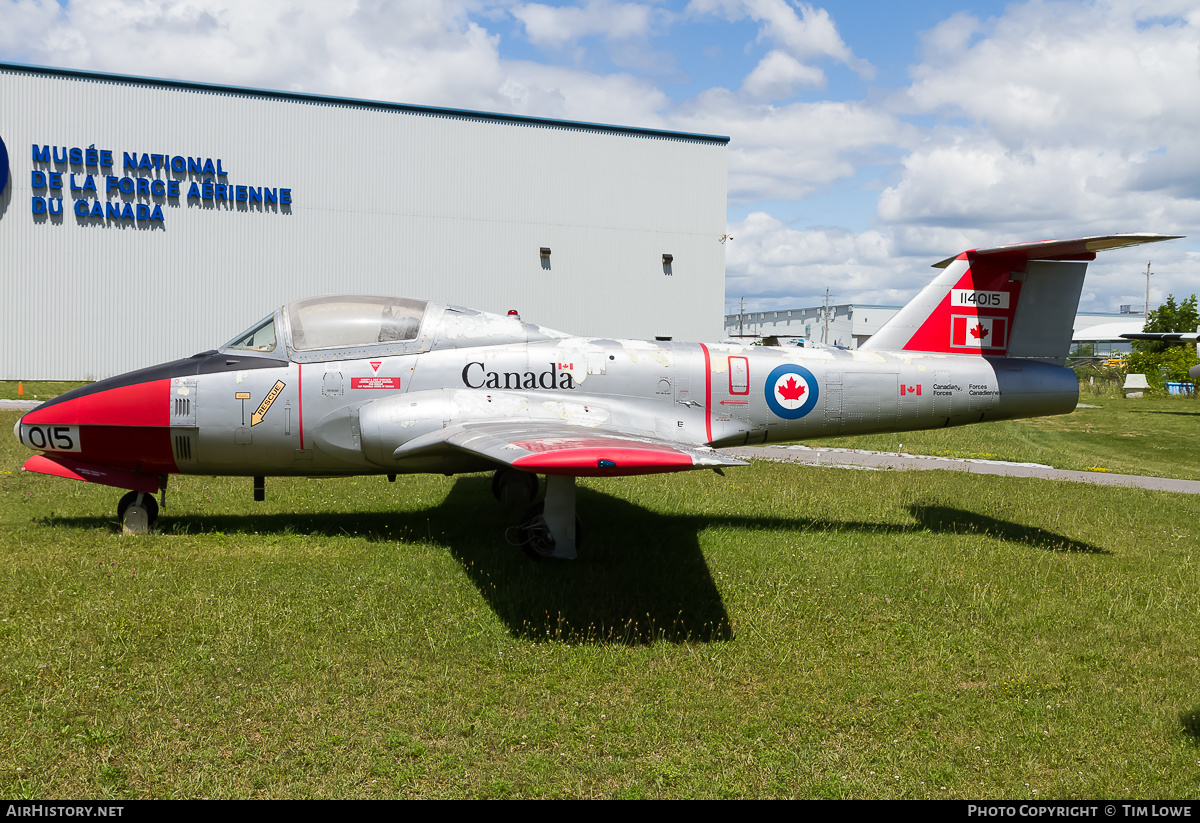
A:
[117, 491, 159, 534]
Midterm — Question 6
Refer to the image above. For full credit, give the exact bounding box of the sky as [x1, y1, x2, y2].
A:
[4, 0, 1199, 318]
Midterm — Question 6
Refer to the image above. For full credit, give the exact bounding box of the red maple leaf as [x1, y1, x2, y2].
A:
[970, 324, 989, 340]
[777, 376, 806, 402]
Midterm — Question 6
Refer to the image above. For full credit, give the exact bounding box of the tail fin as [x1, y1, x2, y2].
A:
[860, 234, 1183, 364]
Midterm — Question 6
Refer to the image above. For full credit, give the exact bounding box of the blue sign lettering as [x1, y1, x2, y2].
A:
[30, 138, 292, 228]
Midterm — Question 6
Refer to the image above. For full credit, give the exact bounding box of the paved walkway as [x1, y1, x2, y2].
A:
[0, 400, 40, 410]
[728, 444, 1200, 495]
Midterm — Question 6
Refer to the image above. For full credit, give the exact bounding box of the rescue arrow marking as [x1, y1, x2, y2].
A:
[251, 380, 286, 427]
[719, 400, 749, 405]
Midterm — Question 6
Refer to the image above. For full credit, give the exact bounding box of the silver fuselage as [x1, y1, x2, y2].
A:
[170, 338, 1076, 477]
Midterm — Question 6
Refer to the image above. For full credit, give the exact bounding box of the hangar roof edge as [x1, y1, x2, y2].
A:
[0, 61, 731, 146]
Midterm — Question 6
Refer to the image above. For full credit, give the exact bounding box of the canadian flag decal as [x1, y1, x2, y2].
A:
[900, 384, 922, 397]
[951, 315, 1008, 349]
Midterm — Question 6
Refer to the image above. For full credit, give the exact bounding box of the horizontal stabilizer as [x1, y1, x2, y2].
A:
[932, 233, 1184, 268]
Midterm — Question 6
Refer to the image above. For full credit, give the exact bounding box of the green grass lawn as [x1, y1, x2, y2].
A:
[1, 401, 1198, 799]
[0, 382, 87, 401]
[805, 393, 1200, 481]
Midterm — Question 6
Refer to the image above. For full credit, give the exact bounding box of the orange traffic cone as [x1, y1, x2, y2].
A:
[17, 381, 23, 396]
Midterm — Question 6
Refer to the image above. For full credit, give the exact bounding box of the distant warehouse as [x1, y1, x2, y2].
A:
[0, 63, 729, 380]
[727, 305, 1149, 356]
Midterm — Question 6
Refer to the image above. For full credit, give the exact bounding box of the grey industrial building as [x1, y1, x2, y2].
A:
[0, 63, 729, 380]
[725, 305, 1147, 355]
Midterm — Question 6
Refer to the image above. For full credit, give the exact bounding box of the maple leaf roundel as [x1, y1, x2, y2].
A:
[764, 364, 819, 420]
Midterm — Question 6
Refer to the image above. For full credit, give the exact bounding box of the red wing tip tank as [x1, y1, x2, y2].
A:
[15, 234, 1184, 558]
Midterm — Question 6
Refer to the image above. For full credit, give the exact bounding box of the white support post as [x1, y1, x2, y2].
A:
[542, 475, 577, 560]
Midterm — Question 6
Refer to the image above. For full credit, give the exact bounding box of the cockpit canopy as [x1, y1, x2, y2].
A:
[223, 314, 279, 353]
[219, 295, 567, 363]
[288, 296, 427, 351]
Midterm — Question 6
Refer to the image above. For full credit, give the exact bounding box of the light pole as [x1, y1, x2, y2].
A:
[1145, 261, 1153, 320]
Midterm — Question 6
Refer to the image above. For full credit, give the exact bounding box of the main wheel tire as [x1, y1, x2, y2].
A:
[492, 468, 539, 507]
[516, 502, 582, 561]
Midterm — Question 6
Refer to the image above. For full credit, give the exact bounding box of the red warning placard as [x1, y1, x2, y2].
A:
[351, 377, 402, 390]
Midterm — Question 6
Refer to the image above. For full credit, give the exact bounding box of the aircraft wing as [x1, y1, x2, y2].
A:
[1120, 332, 1200, 341]
[390, 422, 748, 477]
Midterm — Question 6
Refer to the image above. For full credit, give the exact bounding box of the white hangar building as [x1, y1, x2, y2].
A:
[0, 63, 729, 381]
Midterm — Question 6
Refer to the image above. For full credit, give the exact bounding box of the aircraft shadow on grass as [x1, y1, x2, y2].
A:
[38, 476, 1104, 645]
[1128, 409, 1200, 417]
[1179, 707, 1200, 743]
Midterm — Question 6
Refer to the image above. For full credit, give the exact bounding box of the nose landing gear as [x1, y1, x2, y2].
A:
[117, 490, 159, 535]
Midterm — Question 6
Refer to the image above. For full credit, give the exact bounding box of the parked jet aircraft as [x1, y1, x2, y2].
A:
[15, 233, 1181, 558]
[1120, 332, 1200, 381]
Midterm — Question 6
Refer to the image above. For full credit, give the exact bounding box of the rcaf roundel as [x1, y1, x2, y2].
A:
[764, 364, 819, 420]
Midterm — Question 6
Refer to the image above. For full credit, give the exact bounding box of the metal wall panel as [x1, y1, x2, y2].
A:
[0, 66, 727, 379]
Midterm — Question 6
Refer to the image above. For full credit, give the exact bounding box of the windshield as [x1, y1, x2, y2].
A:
[288, 296, 427, 351]
[222, 314, 278, 352]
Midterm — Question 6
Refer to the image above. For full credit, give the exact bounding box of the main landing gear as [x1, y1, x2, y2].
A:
[117, 490, 159, 535]
[491, 467, 539, 508]
[497, 472, 582, 561]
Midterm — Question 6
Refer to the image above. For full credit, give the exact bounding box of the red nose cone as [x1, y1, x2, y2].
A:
[19, 379, 175, 475]
[21, 380, 169, 427]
